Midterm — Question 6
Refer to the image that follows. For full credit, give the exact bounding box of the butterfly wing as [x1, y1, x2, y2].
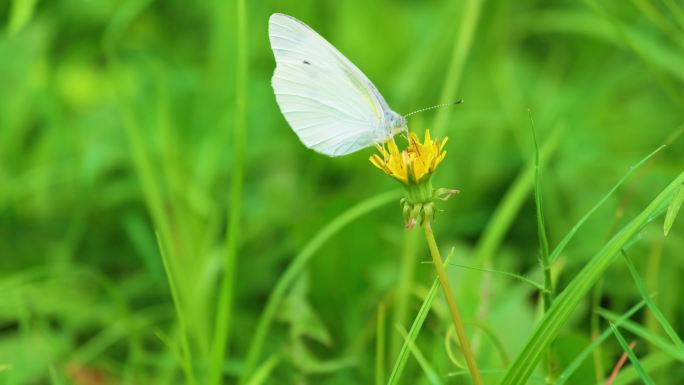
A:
[269, 13, 392, 156]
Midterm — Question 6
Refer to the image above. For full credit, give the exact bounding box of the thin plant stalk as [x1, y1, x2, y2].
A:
[156, 233, 197, 385]
[376, 302, 386, 385]
[433, 0, 483, 136]
[210, 0, 247, 384]
[423, 222, 484, 385]
[591, 279, 606, 383]
[529, 111, 556, 383]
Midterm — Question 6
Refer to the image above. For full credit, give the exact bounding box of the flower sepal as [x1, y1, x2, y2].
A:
[434, 187, 460, 201]
[400, 182, 459, 229]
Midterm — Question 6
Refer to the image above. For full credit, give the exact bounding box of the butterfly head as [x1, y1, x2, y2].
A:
[384, 111, 408, 138]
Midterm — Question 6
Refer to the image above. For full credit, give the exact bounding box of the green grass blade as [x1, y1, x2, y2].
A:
[468, 321, 511, 366]
[450, 369, 548, 383]
[529, 110, 556, 381]
[8, 0, 37, 35]
[608, 352, 673, 385]
[433, 0, 483, 136]
[210, 0, 248, 384]
[549, 145, 664, 263]
[621, 251, 684, 350]
[48, 365, 66, 385]
[583, 0, 684, 108]
[443, 262, 544, 291]
[396, 326, 445, 385]
[599, 309, 684, 362]
[556, 300, 646, 385]
[529, 110, 550, 271]
[663, 0, 684, 31]
[244, 355, 280, 385]
[499, 171, 684, 385]
[471, 124, 564, 269]
[386, 248, 455, 385]
[155, 232, 197, 385]
[240, 190, 402, 385]
[610, 323, 656, 385]
[376, 303, 386, 385]
[663, 182, 684, 236]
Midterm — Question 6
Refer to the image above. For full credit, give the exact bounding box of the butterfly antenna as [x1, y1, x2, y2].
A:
[403, 100, 464, 118]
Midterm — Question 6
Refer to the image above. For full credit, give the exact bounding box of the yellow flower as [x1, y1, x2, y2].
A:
[370, 129, 456, 228]
[370, 129, 447, 185]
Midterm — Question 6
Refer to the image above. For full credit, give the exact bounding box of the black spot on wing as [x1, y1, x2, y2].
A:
[303, 60, 311, 65]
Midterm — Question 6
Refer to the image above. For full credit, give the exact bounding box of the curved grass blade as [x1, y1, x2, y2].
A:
[433, 0, 484, 136]
[499, 171, 684, 385]
[386, 248, 455, 385]
[155, 233, 197, 385]
[549, 146, 665, 263]
[663, 182, 684, 236]
[556, 300, 646, 385]
[396, 326, 444, 385]
[608, 352, 673, 385]
[244, 355, 280, 385]
[8, 0, 37, 35]
[471, 125, 564, 269]
[621, 251, 684, 350]
[240, 190, 402, 385]
[610, 324, 655, 385]
[443, 263, 544, 291]
[449, 369, 547, 384]
[598, 309, 684, 362]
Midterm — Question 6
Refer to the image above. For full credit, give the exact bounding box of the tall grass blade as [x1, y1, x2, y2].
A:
[211, 0, 248, 384]
[621, 251, 684, 350]
[663, 182, 684, 236]
[443, 263, 544, 291]
[396, 326, 445, 385]
[529, 110, 551, 277]
[386, 248, 455, 385]
[433, 0, 483, 136]
[608, 352, 673, 385]
[471, 125, 564, 268]
[528, 110, 556, 382]
[499, 171, 684, 385]
[8, 0, 37, 35]
[244, 355, 280, 385]
[155, 233, 197, 385]
[556, 300, 646, 385]
[663, 0, 684, 31]
[240, 190, 402, 385]
[376, 303, 386, 385]
[583, 0, 684, 108]
[609, 324, 655, 385]
[549, 146, 664, 263]
[599, 309, 684, 362]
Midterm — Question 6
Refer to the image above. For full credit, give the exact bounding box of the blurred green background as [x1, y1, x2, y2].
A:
[1, 0, 684, 384]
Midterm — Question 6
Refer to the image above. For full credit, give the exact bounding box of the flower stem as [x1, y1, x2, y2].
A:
[423, 222, 484, 385]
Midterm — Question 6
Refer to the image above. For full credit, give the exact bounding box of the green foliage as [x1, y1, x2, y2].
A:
[610, 324, 656, 385]
[664, 183, 684, 236]
[1, 1, 684, 384]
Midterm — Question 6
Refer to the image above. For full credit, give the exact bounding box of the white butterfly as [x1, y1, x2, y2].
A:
[268, 13, 407, 157]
